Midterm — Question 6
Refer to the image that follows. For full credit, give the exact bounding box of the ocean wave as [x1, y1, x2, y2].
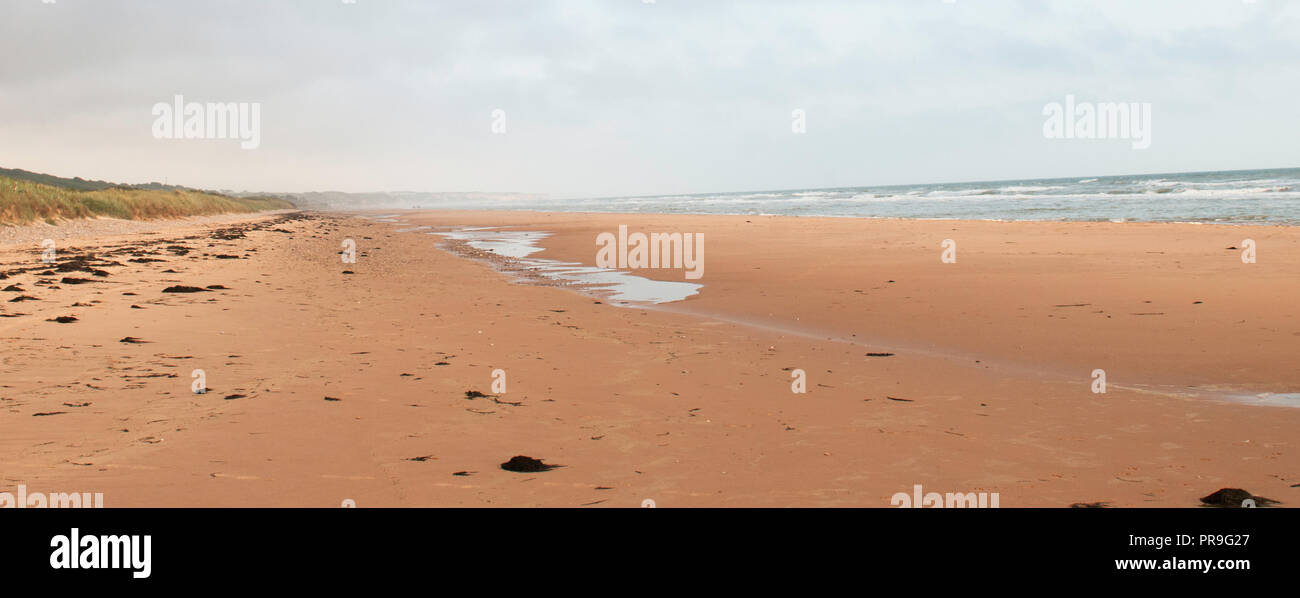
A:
[998, 185, 1068, 193]
[847, 193, 908, 202]
[491, 168, 1300, 224]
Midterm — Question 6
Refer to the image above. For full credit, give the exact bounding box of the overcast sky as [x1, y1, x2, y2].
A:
[1, 0, 1296, 197]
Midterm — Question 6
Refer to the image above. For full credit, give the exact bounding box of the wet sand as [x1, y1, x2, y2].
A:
[1, 209, 1297, 507]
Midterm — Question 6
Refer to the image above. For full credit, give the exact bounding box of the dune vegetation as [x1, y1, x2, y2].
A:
[0, 175, 294, 225]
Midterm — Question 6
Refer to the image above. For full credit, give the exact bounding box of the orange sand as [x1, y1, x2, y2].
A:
[1, 210, 1296, 507]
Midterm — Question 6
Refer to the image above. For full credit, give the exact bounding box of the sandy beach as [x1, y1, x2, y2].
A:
[1, 209, 1296, 507]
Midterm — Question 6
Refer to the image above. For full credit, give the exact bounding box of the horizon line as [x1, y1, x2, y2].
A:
[5, 163, 1297, 200]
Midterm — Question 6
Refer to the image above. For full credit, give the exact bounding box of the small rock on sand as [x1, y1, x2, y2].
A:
[1200, 488, 1279, 507]
[500, 455, 561, 473]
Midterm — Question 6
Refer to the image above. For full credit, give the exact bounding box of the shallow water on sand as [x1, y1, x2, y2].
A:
[431, 227, 703, 305]
[1228, 392, 1300, 408]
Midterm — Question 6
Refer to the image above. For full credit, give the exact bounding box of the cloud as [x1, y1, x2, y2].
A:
[0, 0, 1296, 195]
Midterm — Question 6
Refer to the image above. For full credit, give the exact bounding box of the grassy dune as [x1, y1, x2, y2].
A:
[0, 175, 294, 225]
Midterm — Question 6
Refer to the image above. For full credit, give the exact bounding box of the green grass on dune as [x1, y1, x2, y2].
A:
[0, 176, 294, 225]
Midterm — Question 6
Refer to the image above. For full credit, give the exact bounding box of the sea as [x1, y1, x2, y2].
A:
[410, 167, 1300, 225]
